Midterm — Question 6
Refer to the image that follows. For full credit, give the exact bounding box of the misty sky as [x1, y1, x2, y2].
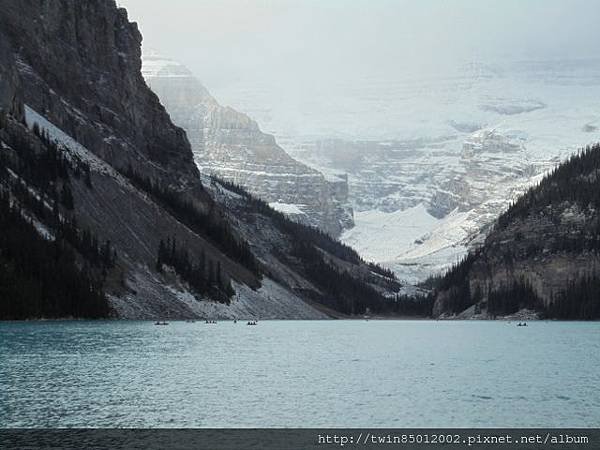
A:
[119, 0, 600, 90]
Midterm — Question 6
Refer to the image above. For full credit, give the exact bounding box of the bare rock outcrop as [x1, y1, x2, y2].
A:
[142, 53, 354, 236]
[0, 0, 199, 191]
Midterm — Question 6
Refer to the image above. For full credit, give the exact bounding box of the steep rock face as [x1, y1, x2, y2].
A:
[142, 54, 353, 236]
[0, 0, 199, 191]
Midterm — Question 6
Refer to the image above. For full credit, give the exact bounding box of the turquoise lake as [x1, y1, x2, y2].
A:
[1, 320, 599, 427]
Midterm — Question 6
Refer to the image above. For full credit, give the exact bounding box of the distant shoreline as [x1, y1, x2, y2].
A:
[1, 317, 598, 322]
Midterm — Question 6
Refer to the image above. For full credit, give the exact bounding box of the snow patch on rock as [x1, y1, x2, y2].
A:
[269, 202, 306, 216]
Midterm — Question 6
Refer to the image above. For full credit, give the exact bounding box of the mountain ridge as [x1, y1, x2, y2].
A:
[0, 0, 397, 320]
[142, 53, 354, 236]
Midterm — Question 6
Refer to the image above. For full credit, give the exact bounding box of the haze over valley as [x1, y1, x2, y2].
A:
[122, 0, 600, 282]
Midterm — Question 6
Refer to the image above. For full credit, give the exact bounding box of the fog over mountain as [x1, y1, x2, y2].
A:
[119, 0, 600, 88]
[120, 0, 600, 281]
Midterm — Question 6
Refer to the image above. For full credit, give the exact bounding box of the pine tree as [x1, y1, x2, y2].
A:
[84, 166, 92, 188]
[216, 261, 222, 287]
[60, 184, 74, 210]
[156, 239, 166, 272]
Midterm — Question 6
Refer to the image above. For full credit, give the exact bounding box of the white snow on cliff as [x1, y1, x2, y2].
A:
[140, 49, 195, 79]
[24, 105, 126, 182]
[212, 58, 600, 281]
[269, 202, 306, 216]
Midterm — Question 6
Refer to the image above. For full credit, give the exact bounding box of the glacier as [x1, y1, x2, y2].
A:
[209, 58, 600, 281]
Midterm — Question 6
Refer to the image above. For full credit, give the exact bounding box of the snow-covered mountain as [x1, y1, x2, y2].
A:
[210, 59, 600, 282]
[142, 52, 353, 236]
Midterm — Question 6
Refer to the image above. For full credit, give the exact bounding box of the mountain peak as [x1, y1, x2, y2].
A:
[142, 50, 195, 79]
[143, 53, 355, 236]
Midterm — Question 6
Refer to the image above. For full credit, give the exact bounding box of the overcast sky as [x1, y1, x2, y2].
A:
[119, 0, 600, 89]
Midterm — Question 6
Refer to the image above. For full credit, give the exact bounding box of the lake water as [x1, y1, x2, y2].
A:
[1, 320, 599, 427]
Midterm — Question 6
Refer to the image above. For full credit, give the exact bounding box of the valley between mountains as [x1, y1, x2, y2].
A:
[0, 0, 599, 320]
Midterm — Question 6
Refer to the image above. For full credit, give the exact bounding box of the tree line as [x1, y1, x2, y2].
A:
[496, 143, 600, 254]
[212, 177, 414, 315]
[291, 241, 391, 315]
[124, 166, 260, 276]
[428, 143, 600, 319]
[0, 189, 109, 319]
[156, 237, 234, 303]
[212, 177, 397, 281]
[391, 293, 434, 317]
[547, 275, 600, 320]
[0, 121, 112, 318]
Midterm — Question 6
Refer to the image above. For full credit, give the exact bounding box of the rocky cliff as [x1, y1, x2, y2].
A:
[432, 144, 600, 320]
[0, 1, 200, 192]
[0, 0, 395, 319]
[142, 53, 353, 236]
